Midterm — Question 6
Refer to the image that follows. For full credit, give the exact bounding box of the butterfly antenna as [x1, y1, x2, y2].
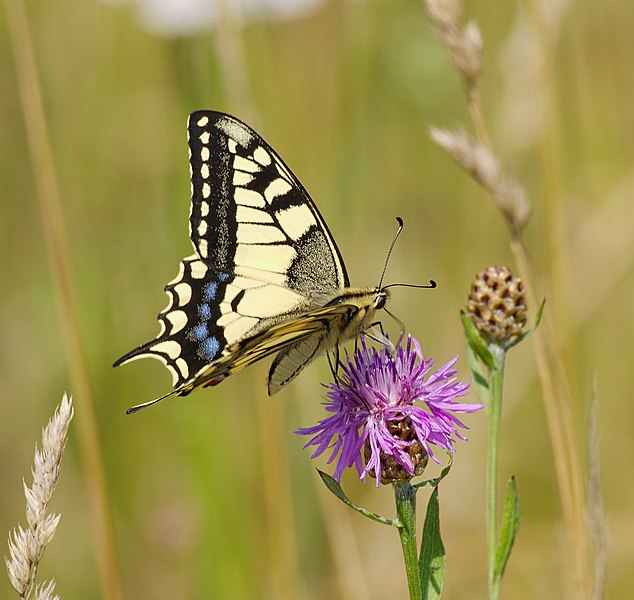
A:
[383, 280, 437, 290]
[378, 217, 404, 289]
[126, 389, 177, 415]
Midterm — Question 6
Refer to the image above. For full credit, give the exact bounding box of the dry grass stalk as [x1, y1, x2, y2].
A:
[424, 0, 483, 85]
[587, 376, 608, 600]
[5, 394, 74, 600]
[429, 127, 530, 236]
[4, 1, 124, 597]
[425, 0, 591, 596]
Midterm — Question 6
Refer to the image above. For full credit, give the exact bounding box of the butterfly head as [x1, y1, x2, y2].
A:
[374, 288, 390, 311]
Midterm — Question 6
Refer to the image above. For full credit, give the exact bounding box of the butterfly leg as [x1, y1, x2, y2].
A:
[327, 345, 341, 385]
[364, 321, 397, 354]
[370, 320, 385, 336]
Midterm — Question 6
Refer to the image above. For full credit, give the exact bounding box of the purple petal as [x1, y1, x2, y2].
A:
[296, 334, 483, 483]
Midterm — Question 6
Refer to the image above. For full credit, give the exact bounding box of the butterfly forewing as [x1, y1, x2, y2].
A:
[188, 112, 349, 293]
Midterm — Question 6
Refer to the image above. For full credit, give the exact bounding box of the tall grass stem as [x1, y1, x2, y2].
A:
[4, 1, 124, 598]
[518, 1, 590, 591]
[425, 0, 590, 592]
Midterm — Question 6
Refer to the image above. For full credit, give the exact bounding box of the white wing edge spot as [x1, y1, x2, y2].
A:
[196, 116, 209, 127]
[166, 310, 188, 334]
[117, 351, 181, 386]
[152, 340, 182, 360]
[174, 282, 192, 305]
[190, 261, 208, 279]
[176, 358, 190, 380]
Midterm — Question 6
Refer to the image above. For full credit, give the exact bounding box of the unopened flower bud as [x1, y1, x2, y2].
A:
[464, 266, 527, 346]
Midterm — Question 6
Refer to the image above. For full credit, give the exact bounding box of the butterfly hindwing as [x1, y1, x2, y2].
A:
[266, 302, 367, 394]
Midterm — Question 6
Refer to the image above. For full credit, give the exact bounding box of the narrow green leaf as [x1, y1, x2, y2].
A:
[493, 476, 521, 583]
[317, 470, 396, 526]
[507, 297, 546, 349]
[461, 313, 495, 368]
[419, 488, 446, 600]
[533, 297, 546, 328]
[460, 313, 491, 404]
[414, 453, 453, 490]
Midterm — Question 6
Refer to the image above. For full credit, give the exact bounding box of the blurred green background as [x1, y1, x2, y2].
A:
[1, 0, 632, 597]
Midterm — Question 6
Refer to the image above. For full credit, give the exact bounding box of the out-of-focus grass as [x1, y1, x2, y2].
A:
[1, 0, 633, 597]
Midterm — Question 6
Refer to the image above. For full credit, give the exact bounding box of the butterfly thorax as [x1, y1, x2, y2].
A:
[321, 286, 390, 345]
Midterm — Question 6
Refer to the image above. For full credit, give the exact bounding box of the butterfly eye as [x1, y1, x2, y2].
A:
[375, 293, 387, 310]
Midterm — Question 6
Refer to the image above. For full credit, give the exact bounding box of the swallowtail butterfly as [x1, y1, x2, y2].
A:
[115, 111, 422, 413]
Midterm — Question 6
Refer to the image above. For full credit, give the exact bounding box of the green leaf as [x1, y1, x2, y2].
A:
[419, 488, 446, 599]
[493, 476, 521, 583]
[317, 470, 396, 526]
[414, 453, 453, 490]
[461, 313, 495, 369]
[460, 313, 491, 404]
[507, 297, 546, 349]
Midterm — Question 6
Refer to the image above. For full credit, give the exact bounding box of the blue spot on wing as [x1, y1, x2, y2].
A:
[203, 282, 218, 301]
[192, 323, 208, 341]
[198, 303, 212, 320]
[200, 336, 220, 360]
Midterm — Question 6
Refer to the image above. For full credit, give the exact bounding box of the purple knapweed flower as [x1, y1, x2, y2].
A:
[297, 335, 483, 486]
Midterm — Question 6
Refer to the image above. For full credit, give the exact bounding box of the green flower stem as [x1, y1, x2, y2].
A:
[394, 480, 422, 600]
[487, 346, 506, 600]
